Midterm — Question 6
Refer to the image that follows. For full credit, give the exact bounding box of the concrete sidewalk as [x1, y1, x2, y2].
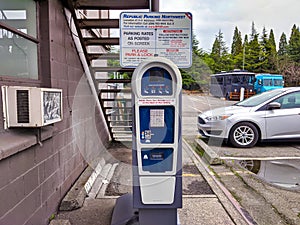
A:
[53, 139, 249, 225]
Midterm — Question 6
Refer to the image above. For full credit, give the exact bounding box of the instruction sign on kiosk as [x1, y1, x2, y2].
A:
[120, 12, 192, 68]
[131, 57, 182, 225]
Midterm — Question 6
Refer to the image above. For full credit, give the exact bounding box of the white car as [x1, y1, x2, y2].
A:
[198, 87, 300, 147]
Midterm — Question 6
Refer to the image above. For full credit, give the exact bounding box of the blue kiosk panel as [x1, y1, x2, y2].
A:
[141, 148, 173, 172]
[139, 106, 175, 144]
[141, 67, 173, 96]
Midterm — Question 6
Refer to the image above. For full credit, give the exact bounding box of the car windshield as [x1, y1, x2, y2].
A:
[235, 89, 286, 107]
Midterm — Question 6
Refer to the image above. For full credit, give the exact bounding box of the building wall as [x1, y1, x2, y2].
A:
[0, 1, 110, 225]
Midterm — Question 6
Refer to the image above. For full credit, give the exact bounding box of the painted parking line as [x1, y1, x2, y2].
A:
[220, 156, 300, 160]
[182, 173, 202, 177]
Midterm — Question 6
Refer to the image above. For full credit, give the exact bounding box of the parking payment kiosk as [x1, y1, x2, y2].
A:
[132, 57, 182, 225]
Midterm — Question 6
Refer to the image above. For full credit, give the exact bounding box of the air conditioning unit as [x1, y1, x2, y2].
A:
[2, 86, 63, 128]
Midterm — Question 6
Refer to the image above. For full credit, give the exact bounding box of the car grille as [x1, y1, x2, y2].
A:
[198, 117, 205, 124]
[207, 130, 222, 135]
[198, 129, 207, 137]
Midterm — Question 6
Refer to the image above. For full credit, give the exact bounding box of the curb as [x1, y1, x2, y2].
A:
[59, 165, 93, 211]
[59, 157, 106, 211]
[49, 219, 71, 225]
[182, 138, 249, 225]
[97, 163, 119, 198]
[194, 138, 222, 165]
[59, 157, 119, 211]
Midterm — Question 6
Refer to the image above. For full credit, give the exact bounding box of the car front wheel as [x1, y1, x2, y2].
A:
[229, 122, 259, 148]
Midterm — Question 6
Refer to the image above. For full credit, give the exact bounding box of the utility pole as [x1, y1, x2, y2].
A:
[242, 46, 245, 70]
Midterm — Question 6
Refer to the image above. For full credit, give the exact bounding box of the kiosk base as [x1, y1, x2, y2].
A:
[111, 193, 138, 225]
[139, 208, 180, 225]
[111, 193, 181, 225]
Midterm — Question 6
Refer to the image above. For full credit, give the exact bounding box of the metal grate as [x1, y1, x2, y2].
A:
[16, 90, 30, 123]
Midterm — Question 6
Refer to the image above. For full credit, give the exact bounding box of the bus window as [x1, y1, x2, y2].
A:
[226, 77, 231, 84]
[210, 77, 217, 84]
[263, 79, 272, 86]
[274, 79, 282, 86]
[232, 76, 239, 83]
[242, 76, 248, 84]
[217, 77, 223, 85]
[247, 76, 255, 84]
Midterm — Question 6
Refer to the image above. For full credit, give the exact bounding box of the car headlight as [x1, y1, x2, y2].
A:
[206, 114, 232, 121]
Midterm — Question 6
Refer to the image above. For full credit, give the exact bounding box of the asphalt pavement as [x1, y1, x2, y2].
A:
[54, 138, 249, 225]
[52, 93, 300, 225]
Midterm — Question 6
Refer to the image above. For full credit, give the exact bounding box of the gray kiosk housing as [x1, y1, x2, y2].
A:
[132, 57, 182, 224]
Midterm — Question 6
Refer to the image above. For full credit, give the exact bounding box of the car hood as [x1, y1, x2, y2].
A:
[200, 105, 253, 118]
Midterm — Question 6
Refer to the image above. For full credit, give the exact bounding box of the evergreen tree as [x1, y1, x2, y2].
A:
[231, 27, 243, 69]
[231, 27, 243, 56]
[268, 29, 277, 54]
[244, 34, 249, 46]
[260, 27, 268, 47]
[240, 34, 249, 70]
[192, 34, 203, 57]
[278, 32, 288, 56]
[210, 37, 221, 72]
[181, 35, 212, 91]
[258, 27, 278, 72]
[250, 22, 258, 41]
[288, 24, 300, 63]
[210, 30, 231, 72]
[211, 31, 222, 58]
[245, 33, 262, 72]
[267, 29, 278, 72]
[181, 52, 212, 91]
[259, 27, 269, 71]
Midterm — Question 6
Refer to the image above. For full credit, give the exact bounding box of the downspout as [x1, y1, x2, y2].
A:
[64, 8, 110, 139]
[150, 0, 160, 12]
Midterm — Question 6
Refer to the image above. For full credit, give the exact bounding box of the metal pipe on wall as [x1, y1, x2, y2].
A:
[150, 0, 160, 12]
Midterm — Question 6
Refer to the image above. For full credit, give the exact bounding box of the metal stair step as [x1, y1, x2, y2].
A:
[88, 53, 119, 60]
[101, 98, 131, 102]
[113, 134, 132, 138]
[99, 89, 131, 93]
[94, 68, 134, 73]
[109, 119, 132, 122]
[114, 138, 132, 142]
[104, 107, 132, 111]
[108, 114, 132, 116]
[110, 125, 132, 128]
[74, 0, 150, 10]
[112, 130, 132, 134]
[97, 78, 132, 83]
[78, 19, 119, 29]
[84, 37, 119, 45]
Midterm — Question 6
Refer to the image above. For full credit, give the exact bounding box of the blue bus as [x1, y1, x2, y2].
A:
[254, 73, 284, 94]
[210, 70, 256, 100]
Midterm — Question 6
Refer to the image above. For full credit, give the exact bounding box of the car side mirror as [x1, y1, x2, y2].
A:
[267, 102, 281, 110]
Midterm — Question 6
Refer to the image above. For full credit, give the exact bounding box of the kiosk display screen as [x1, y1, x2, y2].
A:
[149, 69, 164, 82]
[141, 67, 173, 96]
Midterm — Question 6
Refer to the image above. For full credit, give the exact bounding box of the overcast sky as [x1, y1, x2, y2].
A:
[159, 0, 300, 52]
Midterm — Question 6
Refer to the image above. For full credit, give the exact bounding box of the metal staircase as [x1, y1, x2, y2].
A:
[63, 0, 159, 141]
